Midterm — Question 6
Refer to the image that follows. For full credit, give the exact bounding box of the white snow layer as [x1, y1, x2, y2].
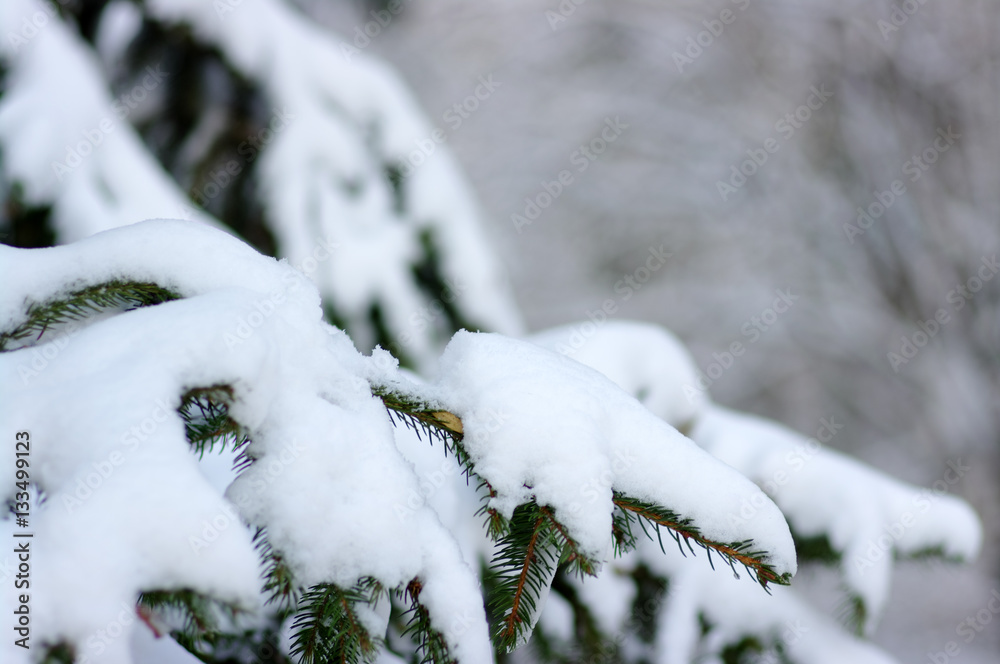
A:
[529, 321, 707, 432]
[0, 222, 809, 664]
[525, 319, 979, 660]
[638, 543, 899, 664]
[433, 331, 796, 575]
[0, 220, 490, 664]
[692, 404, 982, 635]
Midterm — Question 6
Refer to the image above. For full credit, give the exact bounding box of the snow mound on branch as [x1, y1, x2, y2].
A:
[692, 404, 982, 635]
[434, 331, 797, 576]
[529, 320, 706, 432]
[0, 220, 490, 664]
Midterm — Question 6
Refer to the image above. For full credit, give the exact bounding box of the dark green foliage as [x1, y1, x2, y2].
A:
[139, 588, 242, 658]
[0, 280, 180, 351]
[400, 579, 457, 664]
[629, 564, 668, 645]
[39, 642, 75, 664]
[9, 284, 804, 664]
[255, 529, 299, 615]
[487, 502, 563, 652]
[719, 635, 766, 664]
[837, 591, 867, 637]
[612, 493, 792, 589]
[791, 531, 840, 564]
[289, 579, 386, 664]
[410, 228, 477, 337]
[179, 385, 248, 459]
[373, 386, 473, 477]
[0, 182, 55, 249]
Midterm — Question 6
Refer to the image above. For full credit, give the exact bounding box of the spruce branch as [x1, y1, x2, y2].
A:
[611, 504, 639, 557]
[399, 578, 457, 664]
[179, 385, 249, 458]
[138, 588, 243, 654]
[612, 493, 792, 589]
[254, 529, 299, 615]
[289, 579, 385, 664]
[374, 387, 466, 456]
[487, 501, 563, 652]
[538, 505, 599, 578]
[39, 642, 75, 664]
[0, 280, 180, 351]
[836, 591, 867, 637]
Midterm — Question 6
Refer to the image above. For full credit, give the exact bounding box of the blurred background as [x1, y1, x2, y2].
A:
[2, 0, 998, 660]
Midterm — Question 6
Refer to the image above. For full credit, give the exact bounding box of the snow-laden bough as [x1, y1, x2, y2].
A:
[0, 220, 795, 663]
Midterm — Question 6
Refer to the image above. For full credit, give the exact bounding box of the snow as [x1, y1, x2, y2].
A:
[522, 318, 981, 661]
[692, 404, 983, 635]
[640, 543, 899, 664]
[528, 320, 707, 432]
[433, 330, 797, 575]
[0, 0, 988, 657]
[0, 220, 810, 664]
[0, 220, 491, 664]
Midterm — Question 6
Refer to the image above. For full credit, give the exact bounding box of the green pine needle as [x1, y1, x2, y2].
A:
[179, 385, 249, 459]
[138, 588, 243, 654]
[487, 501, 562, 652]
[399, 579, 457, 664]
[289, 580, 385, 664]
[612, 492, 792, 590]
[254, 530, 300, 615]
[0, 280, 180, 351]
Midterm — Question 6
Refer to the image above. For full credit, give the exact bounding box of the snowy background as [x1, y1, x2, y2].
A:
[295, 1, 1000, 661]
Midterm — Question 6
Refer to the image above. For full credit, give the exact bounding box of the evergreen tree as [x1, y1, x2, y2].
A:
[0, 2, 982, 663]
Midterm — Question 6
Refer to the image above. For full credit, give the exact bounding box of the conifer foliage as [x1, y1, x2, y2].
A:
[1, 221, 794, 664]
